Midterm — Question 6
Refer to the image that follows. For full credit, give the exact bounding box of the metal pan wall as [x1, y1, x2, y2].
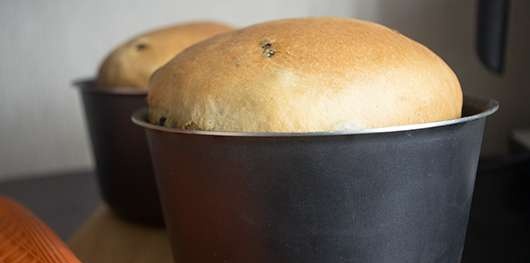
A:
[134, 96, 498, 262]
[76, 80, 163, 226]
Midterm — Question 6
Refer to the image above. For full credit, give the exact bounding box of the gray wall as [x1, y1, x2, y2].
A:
[376, 0, 530, 157]
[1, 0, 528, 180]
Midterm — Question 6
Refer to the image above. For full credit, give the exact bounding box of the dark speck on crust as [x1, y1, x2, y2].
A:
[158, 116, 167, 126]
[136, 43, 148, 51]
[260, 40, 276, 58]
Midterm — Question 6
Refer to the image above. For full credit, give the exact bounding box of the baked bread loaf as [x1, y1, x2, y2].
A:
[148, 17, 463, 132]
[97, 21, 233, 90]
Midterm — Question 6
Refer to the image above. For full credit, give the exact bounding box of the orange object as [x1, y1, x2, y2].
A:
[0, 197, 81, 263]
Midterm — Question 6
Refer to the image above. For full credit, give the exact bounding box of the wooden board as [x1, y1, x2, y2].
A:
[68, 205, 174, 263]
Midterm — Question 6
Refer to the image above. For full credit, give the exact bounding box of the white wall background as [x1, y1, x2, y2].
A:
[1, 0, 529, 180]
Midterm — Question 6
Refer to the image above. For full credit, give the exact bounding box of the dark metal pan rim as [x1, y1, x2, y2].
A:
[73, 79, 147, 96]
[131, 95, 498, 137]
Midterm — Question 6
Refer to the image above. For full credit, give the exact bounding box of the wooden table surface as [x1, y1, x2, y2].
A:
[68, 206, 174, 263]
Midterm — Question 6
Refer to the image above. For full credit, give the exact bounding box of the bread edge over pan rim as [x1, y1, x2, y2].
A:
[132, 96, 498, 137]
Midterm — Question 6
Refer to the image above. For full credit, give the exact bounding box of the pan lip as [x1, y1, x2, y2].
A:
[73, 78, 147, 96]
[131, 95, 499, 137]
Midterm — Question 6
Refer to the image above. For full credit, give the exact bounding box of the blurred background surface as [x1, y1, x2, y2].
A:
[1, 0, 529, 180]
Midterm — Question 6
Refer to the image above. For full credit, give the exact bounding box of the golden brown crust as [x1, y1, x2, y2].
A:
[148, 17, 463, 132]
[97, 21, 233, 90]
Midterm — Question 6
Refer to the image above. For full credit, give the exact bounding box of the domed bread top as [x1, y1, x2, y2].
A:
[97, 21, 233, 90]
[148, 17, 463, 132]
